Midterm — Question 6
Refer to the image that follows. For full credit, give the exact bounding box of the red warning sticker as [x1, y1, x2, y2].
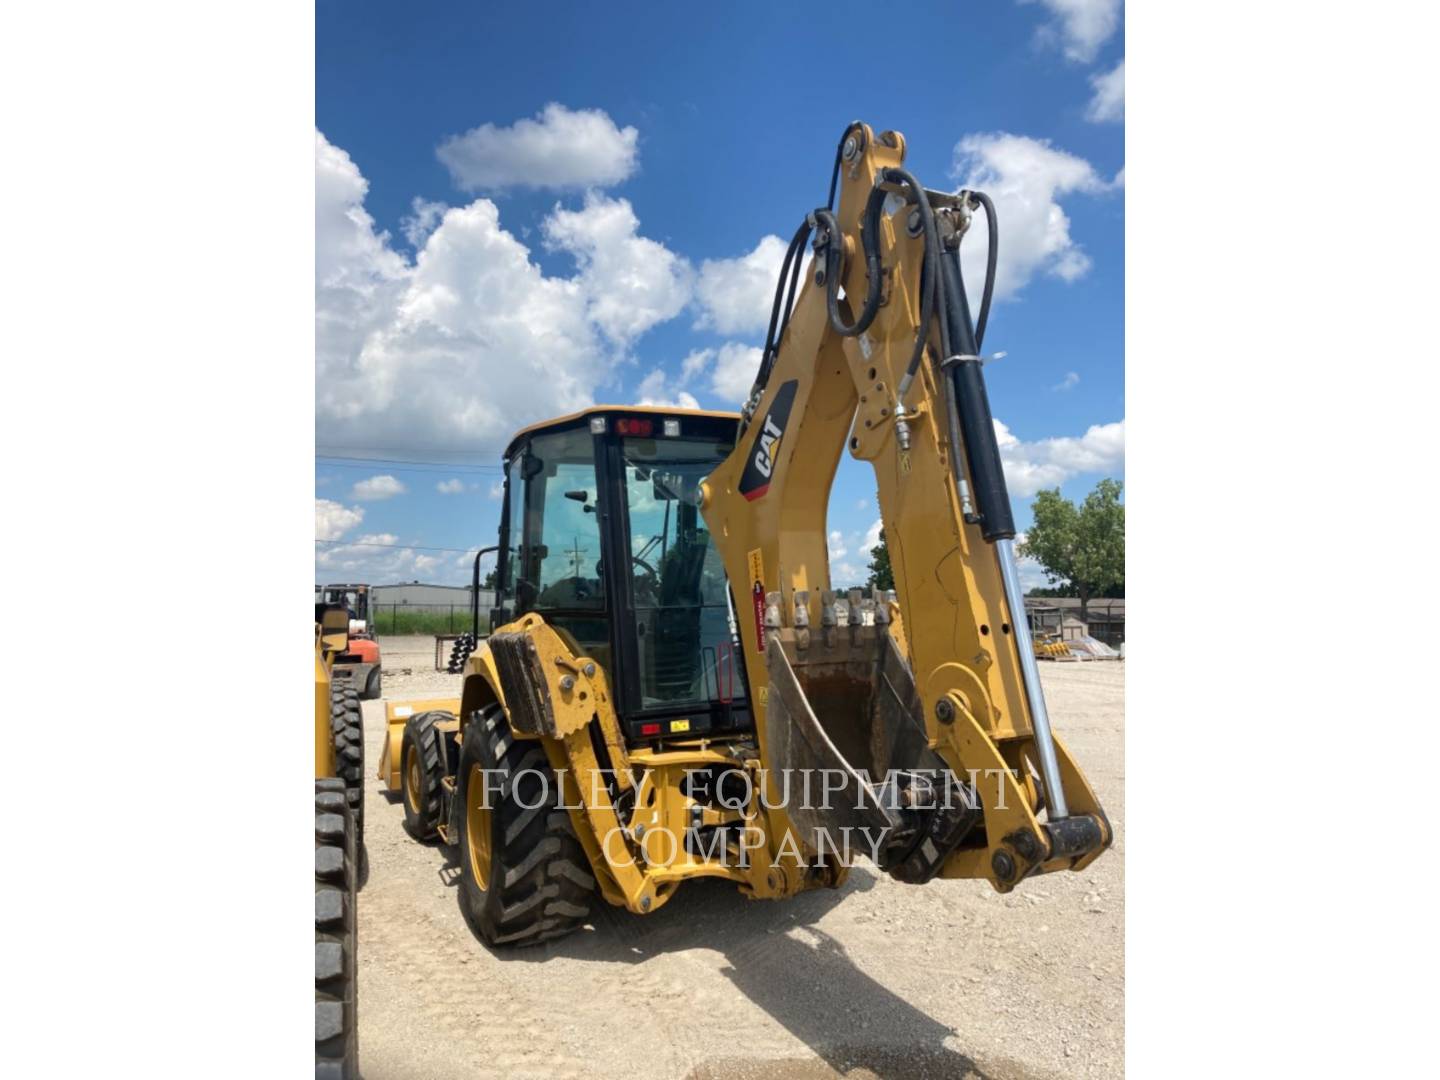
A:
[748, 548, 766, 650]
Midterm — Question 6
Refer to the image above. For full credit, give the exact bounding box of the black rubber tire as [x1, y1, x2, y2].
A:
[315, 779, 359, 1079]
[447, 633, 476, 674]
[329, 686, 365, 842]
[362, 667, 382, 700]
[454, 704, 596, 946]
[401, 710, 451, 840]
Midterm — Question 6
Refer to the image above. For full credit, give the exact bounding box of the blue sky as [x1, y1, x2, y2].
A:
[315, 0, 1124, 589]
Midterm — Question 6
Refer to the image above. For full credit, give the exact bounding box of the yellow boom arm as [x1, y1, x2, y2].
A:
[701, 123, 1111, 891]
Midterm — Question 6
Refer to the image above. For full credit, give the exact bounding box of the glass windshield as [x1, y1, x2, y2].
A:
[322, 588, 361, 613]
[621, 436, 744, 709]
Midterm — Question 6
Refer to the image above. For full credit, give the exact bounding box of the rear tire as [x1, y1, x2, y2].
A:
[315, 779, 358, 1079]
[401, 710, 451, 840]
[362, 667, 382, 700]
[454, 704, 595, 946]
[329, 687, 365, 841]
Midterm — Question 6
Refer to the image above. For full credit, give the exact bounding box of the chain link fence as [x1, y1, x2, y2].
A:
[370, 604, 492, 636]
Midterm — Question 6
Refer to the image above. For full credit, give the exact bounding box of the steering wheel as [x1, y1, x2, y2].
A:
[631, 554, 659, 606]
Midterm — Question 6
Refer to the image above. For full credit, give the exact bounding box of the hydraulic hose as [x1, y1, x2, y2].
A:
[812, 181, 887, 338]
[877, 166, 945, 388]
[827, 121, 864, 211]
[956, 190, 998, 349]
[747, 218, 813, 412]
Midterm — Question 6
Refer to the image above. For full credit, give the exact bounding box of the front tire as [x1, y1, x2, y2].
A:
[315, 779, 358, 1079]
[362, 667, 382, 700]
[454, 704, 595, 946]
[401, 710, 450, 840]
[329, 687, 365, 841]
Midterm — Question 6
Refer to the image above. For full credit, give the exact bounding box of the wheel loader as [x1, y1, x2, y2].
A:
[376, 121, 1112, 946]
[315, 604, 363, 1078]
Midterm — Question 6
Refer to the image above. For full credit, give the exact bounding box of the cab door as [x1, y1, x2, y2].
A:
[605, 421, 751, 740]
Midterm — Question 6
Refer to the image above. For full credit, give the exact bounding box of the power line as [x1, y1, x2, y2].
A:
[315, 538, 482, 554]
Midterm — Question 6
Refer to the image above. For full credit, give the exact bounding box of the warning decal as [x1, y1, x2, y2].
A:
[748, 547, 766, 650]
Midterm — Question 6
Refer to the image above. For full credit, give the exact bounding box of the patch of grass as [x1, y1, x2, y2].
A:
[369, 608, 489, 636]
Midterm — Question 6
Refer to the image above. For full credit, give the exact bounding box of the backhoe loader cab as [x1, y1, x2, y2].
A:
[489, 407, 751, 744]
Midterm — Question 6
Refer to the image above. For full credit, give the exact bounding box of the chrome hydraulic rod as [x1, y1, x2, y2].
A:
[995, 537, 1069, 820]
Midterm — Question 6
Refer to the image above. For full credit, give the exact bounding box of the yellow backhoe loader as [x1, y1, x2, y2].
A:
[315, 604, 360, 1078]
[377, 122, 1111, 946]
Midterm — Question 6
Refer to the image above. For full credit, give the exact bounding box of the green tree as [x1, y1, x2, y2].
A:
[1018, 479, 1125, 625]
[866, 529, 894, 591]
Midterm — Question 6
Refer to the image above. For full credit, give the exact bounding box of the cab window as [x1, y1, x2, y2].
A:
[514, 426, 605, 614]
[620, 435, 744, 709]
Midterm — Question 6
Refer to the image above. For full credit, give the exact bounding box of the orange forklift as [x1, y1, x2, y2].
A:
[315, 583, 383, 700]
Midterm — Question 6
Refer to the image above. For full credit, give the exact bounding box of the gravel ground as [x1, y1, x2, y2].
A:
[357, 636, 1124, 1080]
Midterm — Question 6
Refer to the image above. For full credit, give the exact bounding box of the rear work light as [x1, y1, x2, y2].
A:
[663, 419, 681, 437]
[614, 417, 655, 436]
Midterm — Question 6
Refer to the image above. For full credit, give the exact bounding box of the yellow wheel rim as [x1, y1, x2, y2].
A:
[405, 745, 421, 814]
[466, 763, 492, 892]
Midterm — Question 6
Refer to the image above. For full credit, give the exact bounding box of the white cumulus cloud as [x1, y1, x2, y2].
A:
[828, 530, 848, 561]
[680, 348, 714, 383]
[401, 198, 447, 249]
[543, 193, 693, 345]
[1086, 59, 1125, 122]
[316, 533, 442, 583]
[436, 478, 465, 494]
[708, 343, 763, 405]
[351, 474, 406, 501]
[316, 498, 364, 541]
[994, 417, 1125, 496]
[951, 133, 1113, 300]
[635, 369, 700, 410]
[315, 130, 688, 458]
[660, 343, 762, 407]
[1021, 0, 1122, 63]
[861, 519, 884, 554]
[315, 134, 410, 429]
[436, 104, 639, 192]
[694, 234, 788, 335]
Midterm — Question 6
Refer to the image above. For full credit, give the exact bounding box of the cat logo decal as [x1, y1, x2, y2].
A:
[738, 380, 798, 502]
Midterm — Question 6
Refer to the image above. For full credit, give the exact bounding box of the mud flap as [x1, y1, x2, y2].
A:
[762, 632, 981, 882]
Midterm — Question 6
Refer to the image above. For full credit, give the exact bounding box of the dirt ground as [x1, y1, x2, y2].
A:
[357, 636, 1124, 1080]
